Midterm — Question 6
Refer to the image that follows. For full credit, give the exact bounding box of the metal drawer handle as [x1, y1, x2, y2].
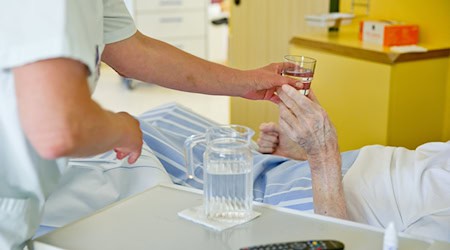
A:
[159, 0, 182, 6]
[159, 17, 183, 23]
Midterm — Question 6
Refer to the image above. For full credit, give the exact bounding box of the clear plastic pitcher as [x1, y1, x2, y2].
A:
[184, 125, 254, 222]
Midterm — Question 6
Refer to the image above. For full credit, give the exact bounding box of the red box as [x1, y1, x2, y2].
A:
[359, 21, 419, 46]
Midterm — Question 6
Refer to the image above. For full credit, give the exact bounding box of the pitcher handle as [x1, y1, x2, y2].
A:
[183, 134, 205, 180]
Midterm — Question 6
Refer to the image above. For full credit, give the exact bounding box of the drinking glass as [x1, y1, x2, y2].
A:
[282, 55, 317, 95]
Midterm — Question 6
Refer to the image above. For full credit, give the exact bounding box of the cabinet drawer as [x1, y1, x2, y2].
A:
[136, 11, 206, 39]
[135, 0, 206, 11]
[164, 37, 207, 58]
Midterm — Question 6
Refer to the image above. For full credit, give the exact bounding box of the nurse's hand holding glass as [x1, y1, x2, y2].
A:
[281, 55, 317, 95]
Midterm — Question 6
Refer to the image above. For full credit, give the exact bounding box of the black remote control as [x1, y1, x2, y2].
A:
[240, 239, 345, 250]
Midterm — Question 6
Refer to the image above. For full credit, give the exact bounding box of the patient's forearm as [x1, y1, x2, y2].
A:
[308, 146, 348, 220]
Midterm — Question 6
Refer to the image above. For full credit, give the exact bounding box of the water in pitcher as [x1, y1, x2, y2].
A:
[204, 159, 253, 222]
[184, 125, 254, 222]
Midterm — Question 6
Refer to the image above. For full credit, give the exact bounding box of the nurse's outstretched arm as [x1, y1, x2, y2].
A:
[101, 31, 301, 103]
[277, 85, 348, 219]
[14, 58, 142, 163]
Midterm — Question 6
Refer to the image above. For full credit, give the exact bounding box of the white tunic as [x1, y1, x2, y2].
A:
[0, 1, 136, 249]
[343, 141, 450, 242]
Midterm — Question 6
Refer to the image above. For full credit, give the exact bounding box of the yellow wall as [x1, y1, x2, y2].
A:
[389, 58, 448, 146]
[228, 0, 450, 143]
[228, 0, 329, 135]
[341, 0, 450, 47]
[445, 59, 450, 140]
[341, 0, 450, 142]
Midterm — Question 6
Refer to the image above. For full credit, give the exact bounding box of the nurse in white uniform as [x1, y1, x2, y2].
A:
[0, 0, 298, 248]
[0, 1, 139, 249]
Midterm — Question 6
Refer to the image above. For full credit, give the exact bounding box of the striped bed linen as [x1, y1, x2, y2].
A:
[138, 102, 359, 213]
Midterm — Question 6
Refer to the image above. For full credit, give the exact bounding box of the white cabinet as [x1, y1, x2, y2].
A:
[128, 0, 208, 59]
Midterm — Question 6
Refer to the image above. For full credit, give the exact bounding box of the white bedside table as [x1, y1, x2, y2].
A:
[32, 184, 449, 250]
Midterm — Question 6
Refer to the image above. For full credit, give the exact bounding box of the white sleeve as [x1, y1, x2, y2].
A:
[103, 0, 137, 44]
[0, 0, 99, 74]
[343, 143, 450, 242]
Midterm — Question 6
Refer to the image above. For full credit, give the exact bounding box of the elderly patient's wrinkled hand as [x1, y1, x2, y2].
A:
[276, 85, 339, 160]
[256, 122, 307, 161]
[276, 84, 347, 219]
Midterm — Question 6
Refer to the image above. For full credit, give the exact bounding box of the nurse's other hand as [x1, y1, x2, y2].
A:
[277, 85, 338, 159]
[114, 112, 143, 164]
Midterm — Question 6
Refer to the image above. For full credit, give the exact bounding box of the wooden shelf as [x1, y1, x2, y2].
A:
[290, 32, 450, 64]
